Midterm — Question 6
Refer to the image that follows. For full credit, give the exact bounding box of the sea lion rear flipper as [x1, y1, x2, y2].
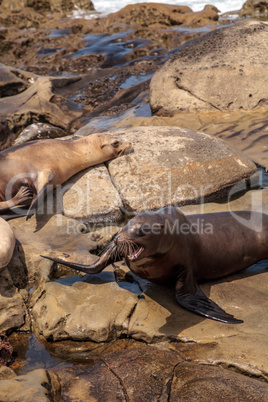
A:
[175, 284, 243, 324]
[26, 170, 54, 220]
[41, 244, 118, 274]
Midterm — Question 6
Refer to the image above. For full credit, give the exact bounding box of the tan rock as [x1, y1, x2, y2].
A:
[0, 76, 82, 133]
[240, 0, 268, 18]
[107, 126, 256, 213]
[0, 369, 61, 401]
[169, 362, 268, 400]
[0, 268, 26, 332]
[31, 277, 138, 342]
[150, 20, 268, 114]
[1, 0, 95, 12]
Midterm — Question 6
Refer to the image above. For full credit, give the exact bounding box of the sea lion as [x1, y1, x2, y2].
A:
[0, 217, 16, 269]
[0, 133, 132, 219]
[42, 206, 268, 324]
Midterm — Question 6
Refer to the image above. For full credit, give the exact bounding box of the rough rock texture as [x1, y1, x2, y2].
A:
[0, 63, 33, 98]
[168, 361, 268, 400]
[52, 344, 268, 400]
[118, 107, 268, 170]
[240, 0, 268, 18]
[0, 268, 26, 332]
[0, 75, 82, 134]
[107, 3, 220, 29]
[150, 20, 268, 114]
[0, 366, 16, 380]
[1, 0, 95, 13]
[31, 273, 138, 342]
[106, 126, 256, 213]
[62, 164, 124, 223]
[0, 333, 13, 366]
[0, 369, 61, 401]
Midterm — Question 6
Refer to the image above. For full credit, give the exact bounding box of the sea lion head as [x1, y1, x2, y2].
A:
[114, 211, 175, 262]
[96, 133, 132, 158]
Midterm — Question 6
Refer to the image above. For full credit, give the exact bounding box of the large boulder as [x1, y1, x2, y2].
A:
[150, 20, 268, 114]
[106, 126, 256, 213]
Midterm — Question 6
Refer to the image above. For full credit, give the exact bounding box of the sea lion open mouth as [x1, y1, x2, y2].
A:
[116, 239, 144, 261]
[127, 245, 144, 261]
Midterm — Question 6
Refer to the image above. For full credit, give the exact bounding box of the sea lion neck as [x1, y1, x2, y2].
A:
[67, 136, 106, 169]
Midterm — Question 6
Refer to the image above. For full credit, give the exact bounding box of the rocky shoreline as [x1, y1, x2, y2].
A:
[0, 0, 268, 400]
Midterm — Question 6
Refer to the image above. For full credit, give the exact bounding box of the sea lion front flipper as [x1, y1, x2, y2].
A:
[175, 283, 243, 324]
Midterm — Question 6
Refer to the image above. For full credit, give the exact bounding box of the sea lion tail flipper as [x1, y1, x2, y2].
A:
[41, 245, 117, 274]
[175, 284, 243, 324]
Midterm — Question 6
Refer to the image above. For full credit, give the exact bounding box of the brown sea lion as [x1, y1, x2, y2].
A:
[0, 133, 132, 219]
[0, 217, 16, 269]
[42, 206, 268, 324]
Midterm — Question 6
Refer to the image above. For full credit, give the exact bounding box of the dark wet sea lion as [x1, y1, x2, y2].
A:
[0, 133, 132, 219]
[42, 206, 268, 323]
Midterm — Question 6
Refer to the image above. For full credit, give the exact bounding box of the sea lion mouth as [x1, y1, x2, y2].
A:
[128, 245, 144, 261]
[115, 238, 144, 261]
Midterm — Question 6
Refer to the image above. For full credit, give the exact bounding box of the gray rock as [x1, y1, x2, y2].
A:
[14, 123, 66, 146]
[62, 164, 124, 223]
[0, 369, 61, 401]
[150, 20, 268, 114]
[107, 126, 256, 213]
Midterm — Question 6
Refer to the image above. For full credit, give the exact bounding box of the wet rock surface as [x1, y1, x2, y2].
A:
[0, 1, 268, 400]
[150, 20, 268, 114]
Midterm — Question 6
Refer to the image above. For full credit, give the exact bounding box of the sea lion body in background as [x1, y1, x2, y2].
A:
[0, 217, 15, 269]
[0, 133, 132, 218]
[42, 207, 268, 324]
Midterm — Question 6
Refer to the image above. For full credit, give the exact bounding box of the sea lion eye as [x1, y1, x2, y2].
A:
[111, 141, 120, 148]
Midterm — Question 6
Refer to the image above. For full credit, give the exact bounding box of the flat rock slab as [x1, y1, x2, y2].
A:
[31, 273, 138, 342]
[0, 369, 60, 401]
[52, 344, 268, 400]
[107, 126, 256, 213]
[62, 164, 123, 223]
[150, 20, 268, 114]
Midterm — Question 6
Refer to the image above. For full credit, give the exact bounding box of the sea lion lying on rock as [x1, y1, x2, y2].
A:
[42, 206, 268, 324]
[0, 133, 132, 219]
